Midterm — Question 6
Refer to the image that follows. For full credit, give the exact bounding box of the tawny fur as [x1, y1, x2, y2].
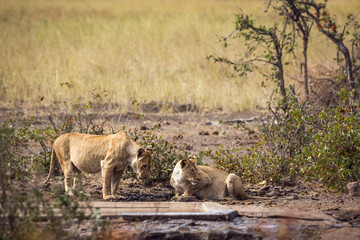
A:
[45, 132, 152, 200]
[170, 158, 268, 200]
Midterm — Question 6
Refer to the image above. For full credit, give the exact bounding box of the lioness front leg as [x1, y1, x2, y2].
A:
[111, 170, 124, 199]
[182, 188, 197, 197]
[101, 160, 116, 200]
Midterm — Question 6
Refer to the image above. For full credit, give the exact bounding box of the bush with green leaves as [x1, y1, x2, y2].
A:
[0, 125, 108, 240]
[207, 1, 360, 190]
[201, 145, 242, 177]
[207, 89, 360, 191]
[304, 90, 360, 190]
[1, 120, 26, 179]
[123, 124, 192, 185]
[1, 85, 114, 180]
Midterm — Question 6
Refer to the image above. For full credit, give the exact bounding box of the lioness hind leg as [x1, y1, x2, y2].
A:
[63, 169, 74, 197]
[56, 149, 74, 196]
[225, 174, 246, 200]
[72, 164, 82, 191]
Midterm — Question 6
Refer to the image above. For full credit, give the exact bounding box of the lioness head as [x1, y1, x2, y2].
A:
[179, 158, 201, 185]
[133, 148, 153, 179]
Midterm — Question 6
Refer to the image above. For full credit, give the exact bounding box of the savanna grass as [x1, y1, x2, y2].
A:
[0, 0, 358, 112]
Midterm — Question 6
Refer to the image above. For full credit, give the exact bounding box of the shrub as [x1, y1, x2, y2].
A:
[305, 90, 360, 190]
[207, 89, 360, 191]
[201, 144, 243, 177]
[124, 123, 191, 185]
[0, 125, 108, 240]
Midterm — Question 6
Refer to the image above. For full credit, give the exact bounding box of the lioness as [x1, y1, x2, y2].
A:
[44, 132, 152, 200]
[170, 158, 268, 200]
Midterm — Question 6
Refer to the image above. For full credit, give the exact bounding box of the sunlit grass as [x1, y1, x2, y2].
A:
[1, 0, 359, 112]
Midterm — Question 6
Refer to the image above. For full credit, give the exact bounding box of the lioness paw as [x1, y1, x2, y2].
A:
[66, 191, 75, 197]
[103, 194, 117, 200]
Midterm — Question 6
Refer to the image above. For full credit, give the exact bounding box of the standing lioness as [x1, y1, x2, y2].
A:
[44, 132, 152, 200]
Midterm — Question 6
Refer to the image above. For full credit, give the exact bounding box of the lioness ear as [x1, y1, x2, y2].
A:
[145, 147, 154, 155]
[137, 148, 145, 158]
[180, 159, 187, 168]
[189, 158, 196, 164]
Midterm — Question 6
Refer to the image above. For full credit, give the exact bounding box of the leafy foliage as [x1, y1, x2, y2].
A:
[201, 145, 243, 177]
[208, 12, 296, 107]
[124, 123, 191, 185]
[205, 90, 360, 190]
[305, 90, 360, 189]
[0, 125, 108, 240]
[206, 0, 360, 191]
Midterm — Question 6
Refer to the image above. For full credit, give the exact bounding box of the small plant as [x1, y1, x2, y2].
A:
[201, 145, 243, 177]
[124, 123, 191, 185]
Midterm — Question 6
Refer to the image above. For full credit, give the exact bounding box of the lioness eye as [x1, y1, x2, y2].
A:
[142, 165, 147, 170]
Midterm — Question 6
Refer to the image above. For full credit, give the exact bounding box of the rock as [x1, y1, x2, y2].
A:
[199, 131, 210, 136]
[279, 176, 296, 186]
[259, 185, 271, 193]
[185, 145, 193, 150]
[318, 227, 360, 240]
[283, 195, 299, 200]
[347, 182, 360, 197]
[270, 187, 282, 197]
[163, 121, 170, 125]
[326, 209, 360, 222]
[259, 186, 270, 197]
[311, 192, 320, 200]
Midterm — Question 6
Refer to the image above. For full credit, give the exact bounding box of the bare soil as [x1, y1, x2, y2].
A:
[35, 110, 359, 214]
[3, 107, 360, 238]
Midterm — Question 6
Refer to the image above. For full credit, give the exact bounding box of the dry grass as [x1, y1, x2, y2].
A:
[0, 0, 359, 112]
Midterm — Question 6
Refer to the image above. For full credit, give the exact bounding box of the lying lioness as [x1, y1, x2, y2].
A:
[44, 132, 152, 200]
[170, 158, 268, 200]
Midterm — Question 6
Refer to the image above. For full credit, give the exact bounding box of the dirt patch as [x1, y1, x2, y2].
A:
[33, 110, 359, 213]
[3, 108, 360, 238]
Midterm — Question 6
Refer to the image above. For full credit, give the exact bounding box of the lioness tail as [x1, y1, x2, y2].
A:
[44, 147, 56, 183]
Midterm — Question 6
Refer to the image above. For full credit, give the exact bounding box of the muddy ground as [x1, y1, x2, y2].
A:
[3, 107, 360, 238]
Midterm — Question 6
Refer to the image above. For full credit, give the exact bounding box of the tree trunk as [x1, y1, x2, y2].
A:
[306, 11, 356, 93]
[303, 36, 310, 98]
[339, 42, 355, 89]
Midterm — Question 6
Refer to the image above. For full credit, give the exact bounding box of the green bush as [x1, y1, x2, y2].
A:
[1, 119, 30, 179]
[201, 145, 242, 177]
[305, 90, 360, 190]
[124, 123, 191, 185]
[0, 125, 108, 240]
[207, 89, 360, 191]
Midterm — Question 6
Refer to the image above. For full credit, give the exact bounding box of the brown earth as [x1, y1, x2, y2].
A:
[5, 108, 360, 210]
[2, 107, 360, 239]
[36, 111, 360, 210]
